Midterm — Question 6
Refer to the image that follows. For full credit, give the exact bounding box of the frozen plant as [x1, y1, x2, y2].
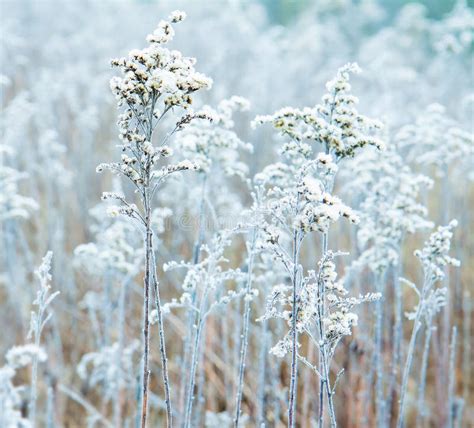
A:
[397, 221, 460, 428]
[396, 103, 473, 179]
[160, 231, 253, 427]
[0, 345, 47, 428]
[172, 95, 251, 425]
[175, 96, 252, 181]
[343, 146, 433, 426]
[233, 181, 264, 427]
[98, 10, 212, 427]
[0, 163, 38, 222]
[28, 251, 59, 428]
[253, 63, 383, 427]
[77, 340, 140, 403]
[74, 203, 147, 426]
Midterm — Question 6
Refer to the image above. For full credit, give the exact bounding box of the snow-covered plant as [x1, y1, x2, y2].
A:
[175, 96, 252, 180]
[233, 181, 264, 427]
[432, 0, 474, 55]
[160, 230, 252, 427]
[397, 103, 473, 178]
[28, 251, 58, 428]
[74, 214, 143, 278]
[343, 146, 433, 426]
[77, 340, 140, 402]
[162, 95, 252, 427]
[253, 63, 383, 427]
[347, 147, 434, 274]
[98, 10, 212, 427]
[0, 163, 38, 222]
[397, 220, 460, 428]
[0, 345, 47, 428]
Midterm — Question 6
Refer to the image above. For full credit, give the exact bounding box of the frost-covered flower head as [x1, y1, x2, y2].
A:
[28, 251, 60, 341]
[414, 220, 460, 281]
[0, 165, 38, 221]
[253, 63, 384, 160]
[5, 345, 47, 370]
[397, 103, 473, 177]
[345, 147, 434, 273]
[110, 11, 212, 111]
[262, 251, 380, 358]
[0, 353, 36, 428]
[175, 96, 252, 178]
[432, 1, 474, 54]
[97, 11, 213, 216]
[77, 341, 139, 402]
[74, 204, 145, 276]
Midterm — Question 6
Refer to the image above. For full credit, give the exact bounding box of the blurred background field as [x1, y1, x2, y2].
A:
[1, 0, 473, 426]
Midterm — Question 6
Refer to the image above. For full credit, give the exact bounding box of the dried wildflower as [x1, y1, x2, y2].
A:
[254, 63, 384, 160]
[100, 12, 213, 427]
[398, 220, 460, 427]
[175, 96, 252, 178]
[254, 64, 384, 427]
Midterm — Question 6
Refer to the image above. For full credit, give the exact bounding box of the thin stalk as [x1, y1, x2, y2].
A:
[179, 174, 207, 424]
[386, 263, 402, 425]
[374, 271, 385, 428]
[288, 230, 301, 428]
[140, 200, 152, 428]
[462, 292, 471, 405]
[29, 279, 47, 427]
[234, 227, 258, 427]
[46, 384, 54, 428]
[416, 320, 433, 427]
[321, 345, 336, 427]
[447, 327, 457, 428]
[114, 276, 129, 428]
[150, 241, 173, 427]
[317, 174, 336, 428]
[397, 303, 423, 428]
[257, 319, 269, 425]
[184, 289, 210, 427]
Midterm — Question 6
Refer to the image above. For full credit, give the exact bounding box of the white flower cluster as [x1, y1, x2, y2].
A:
[414, 220, 460, 281]
[5, 344, 47, 370]
[295, 189, 359, 234]
[432, 1, 474, 54]
[253, 63, 384, 159]
[175, 96, 252, 178]
[163, 231, 245, 311]
[110, 11, 212, 110]
[98, 11, 213, 201]
[74, 207, 144, 276]
[77, 340, 139, 402]
[0, 344, 46, 428]
[347, 147, 434, 273]
[397, 103, 473, 178]
[263, 252, 380, 358]
[0, 364, 30, 428]
[0, 165, 38, 221]
[28, 251, 60, 340]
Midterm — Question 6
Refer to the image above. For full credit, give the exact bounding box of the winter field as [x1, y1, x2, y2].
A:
[1, 0, 473, 427]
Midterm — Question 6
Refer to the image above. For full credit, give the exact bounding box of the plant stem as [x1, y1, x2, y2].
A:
[257, 319, 269, 425]
[140, 202, 152, 428]
[184, 290, 209, 427]
[151, 240, 173, 427]
[447, 327, 457, 428]
[386, 263, 402, 426]
[374, 271, 385, 428]
[397, 305, 422, 428]
[416, 320, 433, 427]
[234, 227, 258, 427]
[288, 230, 300, 428]
[179, 175, 207, 424]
